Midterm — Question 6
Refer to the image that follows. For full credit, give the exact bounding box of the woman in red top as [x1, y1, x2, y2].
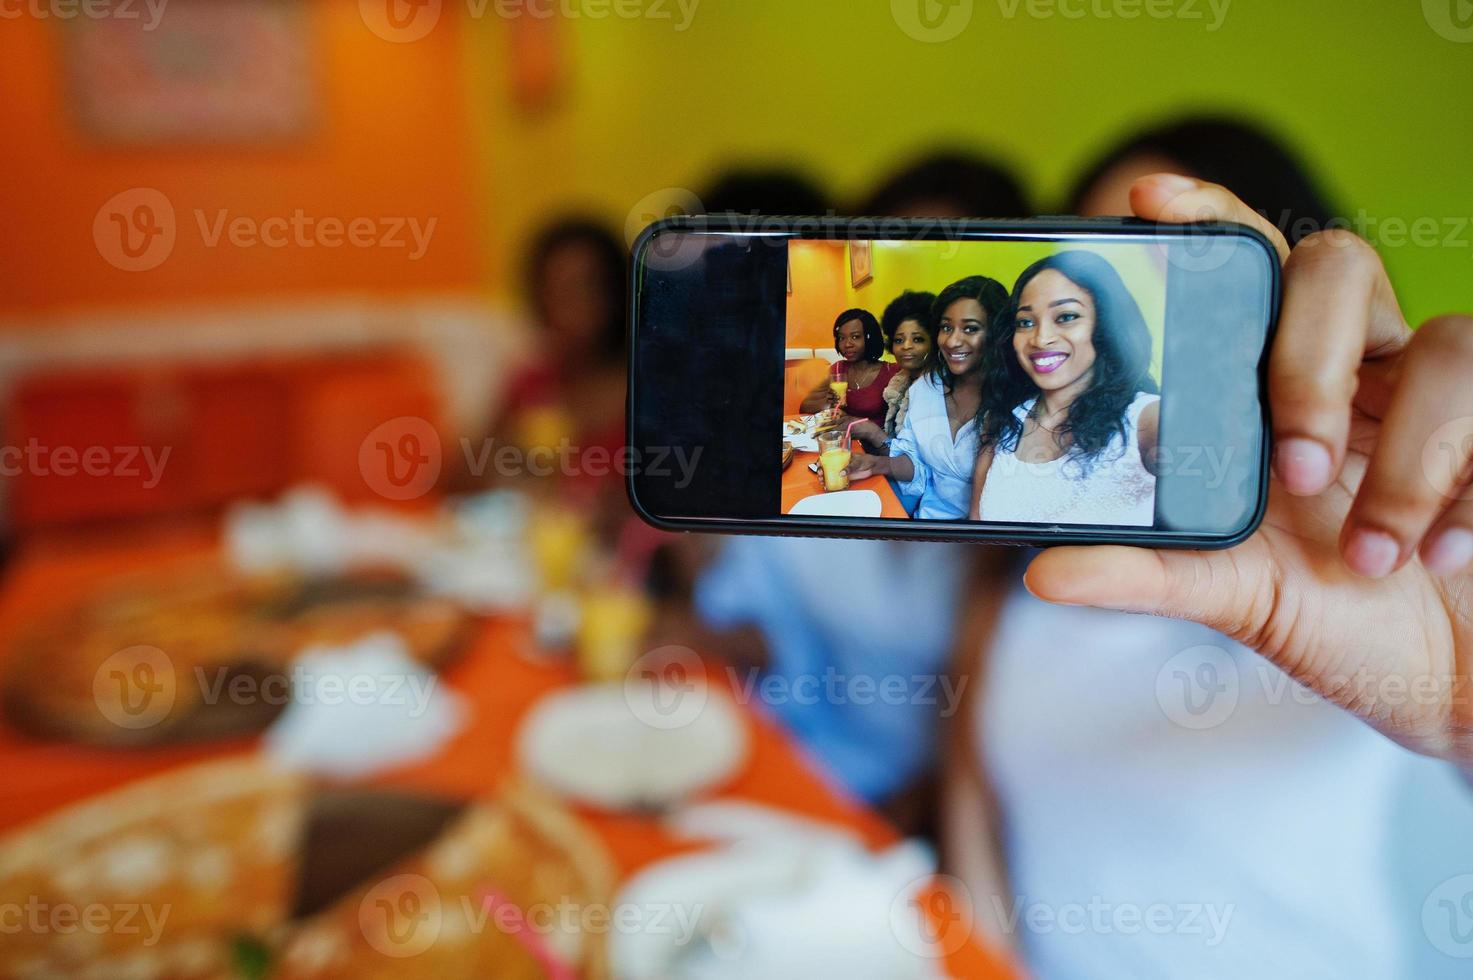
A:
[799, 309, 900, 427]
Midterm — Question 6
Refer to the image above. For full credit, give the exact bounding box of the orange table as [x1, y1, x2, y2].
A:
[0, 523, 1015, 979]
[782, 421, 909, 519]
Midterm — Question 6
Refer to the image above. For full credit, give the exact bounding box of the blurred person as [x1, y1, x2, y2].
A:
[970, 251, 1161, 526]
[857, 151, 1030, 219]
[499, 217, 627, 455]
[700, 168, 830, 219]
[944, 118, 1473, 980]
[667, 166, 1028, 824]
[844, 276, 1011, 520]
[798, 308, 899, 426]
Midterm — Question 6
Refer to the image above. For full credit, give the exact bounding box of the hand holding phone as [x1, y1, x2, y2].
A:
[1027, 173, 1473, 771]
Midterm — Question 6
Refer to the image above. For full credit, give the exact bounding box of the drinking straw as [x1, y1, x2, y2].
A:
[844, 418, 862, 446]
[477, 886, 577, 980]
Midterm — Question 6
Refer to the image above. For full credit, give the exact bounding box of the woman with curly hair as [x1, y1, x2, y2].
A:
[968, 250, 1160, 526]
[846, 275, 1010, 519]
[849, 289, 938, 453]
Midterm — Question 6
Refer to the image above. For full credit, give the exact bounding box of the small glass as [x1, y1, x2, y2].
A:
[817, 429, 851, 492]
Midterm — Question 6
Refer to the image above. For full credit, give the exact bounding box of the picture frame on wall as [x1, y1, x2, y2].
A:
[849, 241, 873, 288]
[66, 0, 313, 144]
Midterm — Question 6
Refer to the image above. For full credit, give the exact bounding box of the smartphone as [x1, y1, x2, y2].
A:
[627, 215, 1280, 548]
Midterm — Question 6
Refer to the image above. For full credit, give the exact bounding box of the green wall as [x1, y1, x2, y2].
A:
[469, 0, 1473, 325]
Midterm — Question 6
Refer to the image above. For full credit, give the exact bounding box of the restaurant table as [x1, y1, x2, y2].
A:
[0, 522, 1016, 979]
[781, 418, 909, 518]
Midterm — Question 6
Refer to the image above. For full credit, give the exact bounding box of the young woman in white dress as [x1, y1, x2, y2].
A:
[968, 250, 1161, 527]
[845, 276, 1011, 519]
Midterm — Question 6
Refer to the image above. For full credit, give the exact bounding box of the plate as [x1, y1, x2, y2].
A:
[516, 681, 748, 811]
[787, 489, 882, 518]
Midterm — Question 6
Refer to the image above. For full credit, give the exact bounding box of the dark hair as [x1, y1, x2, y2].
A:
[930, 276, 1010, 393]
[1065, 116, 1336, 246]
[524, 217, 626, 363]
[977, 251, 1157, 466]
[699, 169, 831, 217]
[881, 291, 938, 352]
[858, 151, 1030, 218]
[833, 309, 885, 362]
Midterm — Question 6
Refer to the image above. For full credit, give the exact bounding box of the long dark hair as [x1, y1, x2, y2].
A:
[1065, 116, 1335, 247]
[930, 276, 1009, 393]
[977, 251, 1157, 464]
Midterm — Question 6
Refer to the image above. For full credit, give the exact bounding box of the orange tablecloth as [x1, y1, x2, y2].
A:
[781, 424, 909, 519]
[0, 523, 1015, 979]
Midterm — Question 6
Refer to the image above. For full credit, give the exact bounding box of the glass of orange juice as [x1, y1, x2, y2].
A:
[828, 361, 848, 409]
[817, 430, 851, 492]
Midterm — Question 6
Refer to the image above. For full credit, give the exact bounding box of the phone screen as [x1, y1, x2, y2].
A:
[629, 219, 1278, 547]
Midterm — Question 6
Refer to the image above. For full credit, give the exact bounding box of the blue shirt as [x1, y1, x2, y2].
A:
[889, 373, 978, 521]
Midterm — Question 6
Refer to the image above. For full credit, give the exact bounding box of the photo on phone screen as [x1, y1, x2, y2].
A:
[629, 219, 1279, 548]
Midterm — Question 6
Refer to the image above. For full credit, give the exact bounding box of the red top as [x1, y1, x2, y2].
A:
[843, 361, 901, 427]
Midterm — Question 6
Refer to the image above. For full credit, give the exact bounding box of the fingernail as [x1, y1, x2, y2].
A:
[1274, 438, 1333, 495]
[1146, 173, 1197, 194]
[1344, 527, 1402, 579]
[1422, 527, 1473, 576]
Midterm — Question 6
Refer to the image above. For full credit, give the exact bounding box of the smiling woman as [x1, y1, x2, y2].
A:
[971, 250, 1162, 526]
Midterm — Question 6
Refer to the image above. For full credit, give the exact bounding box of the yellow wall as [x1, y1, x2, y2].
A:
[790, 240, 1167, 381]
[465, 1, 1473, 326]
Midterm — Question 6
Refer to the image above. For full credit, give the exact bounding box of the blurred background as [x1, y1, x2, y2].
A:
[1, 2, 1472, 979]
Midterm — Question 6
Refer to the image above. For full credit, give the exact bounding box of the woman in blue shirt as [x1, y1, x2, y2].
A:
[846, 275, 1010, 519]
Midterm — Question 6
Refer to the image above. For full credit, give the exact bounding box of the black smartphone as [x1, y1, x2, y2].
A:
[627, 215, 1280, 549]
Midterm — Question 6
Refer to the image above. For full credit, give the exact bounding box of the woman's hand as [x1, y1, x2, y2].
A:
[848, 420, 889, 452]
[1026, 174, 1473, 768]
[844, 452, 888, 482]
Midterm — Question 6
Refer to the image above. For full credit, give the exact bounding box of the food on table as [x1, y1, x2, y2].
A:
[0, 757, 307, 980]
[0, 759, 615, 980]
[1, 563, 475, 748]
[276, 780, 614, 980]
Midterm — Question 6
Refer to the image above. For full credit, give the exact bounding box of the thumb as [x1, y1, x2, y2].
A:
[1023, 546, 1269, 643]
[1129, 173, 1291, 264]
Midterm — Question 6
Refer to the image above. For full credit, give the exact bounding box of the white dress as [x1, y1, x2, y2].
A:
[976, 581, 1454, 979]
[978, 392, 1158, 527]
[888, 373, 978, 520]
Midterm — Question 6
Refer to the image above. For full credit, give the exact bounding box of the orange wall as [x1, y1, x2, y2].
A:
[785, 241, 849, 352]
[0, 6, 486, 316]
